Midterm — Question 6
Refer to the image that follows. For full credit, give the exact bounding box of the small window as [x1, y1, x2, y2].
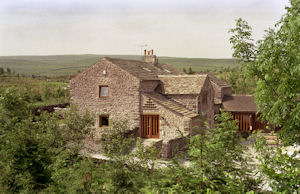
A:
[99, 86, 108, 97]
[202, 91, 208, 104]
[99, 115, 109, 127]
[142, 67, 152, 72]
[163, 68, 172, 74]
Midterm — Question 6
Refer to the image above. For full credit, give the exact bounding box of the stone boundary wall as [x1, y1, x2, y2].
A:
[32, 103, 70, 115]
[162, 137, 188, 158]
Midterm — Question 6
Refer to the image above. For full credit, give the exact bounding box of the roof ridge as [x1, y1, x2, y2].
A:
[158, 74, 207, 77]
[101, 57, 184, 81]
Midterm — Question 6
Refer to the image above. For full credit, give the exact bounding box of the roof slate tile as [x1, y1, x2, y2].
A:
[103, 57, 184, 80]
[158, 75, 207, 94]
[143, 92, 199, 118]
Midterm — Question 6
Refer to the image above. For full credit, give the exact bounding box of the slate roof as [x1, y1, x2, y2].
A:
[158, 75, 207, 94]
[143, 92, 199, 118]
[222, 95, 257, 113]
[103, 57, 184, 80]
[196, 72, 231, 88]
[207, 74, 231, 88]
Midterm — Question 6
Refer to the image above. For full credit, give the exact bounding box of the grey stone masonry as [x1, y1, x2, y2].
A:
[70, 57, 232, 158]
[70, 58, 141, 130]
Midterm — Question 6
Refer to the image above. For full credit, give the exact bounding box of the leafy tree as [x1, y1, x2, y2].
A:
[252, 132, 300, 192]
[0, 88, 94, 192]
[229, 0, 300, 145]
[154, 111, 258, 193]
[229, 1, 300, 192]
[6, 67, 11, 75]
[229, 18, 256, 63]
[187, 67, 195, 75]
[0, 67, 4, 75]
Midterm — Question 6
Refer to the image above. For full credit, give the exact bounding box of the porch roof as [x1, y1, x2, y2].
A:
[143, 92, 199, 118]
[222, 95, 257, 113]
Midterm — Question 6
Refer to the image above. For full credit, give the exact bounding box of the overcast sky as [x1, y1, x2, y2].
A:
[0, 0, 289, 58]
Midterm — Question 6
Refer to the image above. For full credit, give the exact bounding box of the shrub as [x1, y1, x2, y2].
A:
[241, 131, 250, 139]
[100, 119, 135, 157]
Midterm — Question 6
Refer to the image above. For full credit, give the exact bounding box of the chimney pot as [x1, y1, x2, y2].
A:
[151, 49, 154, 56]
[144, 49, 147, 56]
[147, 51, 150, 55]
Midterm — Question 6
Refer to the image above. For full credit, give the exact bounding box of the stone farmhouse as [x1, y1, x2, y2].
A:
[70, 50, 262, 157]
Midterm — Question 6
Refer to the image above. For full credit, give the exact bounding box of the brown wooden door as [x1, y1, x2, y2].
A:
[232, 113, 252, 132]
[141, 115, 159, 138]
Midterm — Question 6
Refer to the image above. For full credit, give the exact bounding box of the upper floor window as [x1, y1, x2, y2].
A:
[99, 86, 108, 97]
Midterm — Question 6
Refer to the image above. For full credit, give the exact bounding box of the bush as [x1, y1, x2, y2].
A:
[241, 131, 250, 139]
[100, 119, 135, 157]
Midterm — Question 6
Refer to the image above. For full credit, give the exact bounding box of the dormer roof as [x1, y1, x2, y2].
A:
[158, 75, 208, 95]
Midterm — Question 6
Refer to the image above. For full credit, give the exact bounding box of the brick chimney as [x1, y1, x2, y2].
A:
[142, 49, 158, 65]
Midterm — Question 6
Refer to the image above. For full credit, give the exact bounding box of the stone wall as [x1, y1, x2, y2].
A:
[70, 59, 141, 130]
[222, 87, 232, 98]
[141, 94, 190, 141]
[211, 82, 222, 100]
[211, 82, 232, 101]
[140, 80, 159, 92]
[161, 137, 188, 158]
[214, 104, 222, 115]
[190, 116, 204, 135]
[198, 78, 215, 128]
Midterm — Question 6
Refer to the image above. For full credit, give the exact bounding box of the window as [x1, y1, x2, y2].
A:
[99, 86, 108, 97]
[202, 91, 208, 104]
[99, 115, 109, 127]
[142, 67, 152, 73]
[163, 68, 172, 74]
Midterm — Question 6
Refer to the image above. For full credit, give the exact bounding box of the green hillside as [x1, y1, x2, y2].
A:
[0, 55, 239, 77]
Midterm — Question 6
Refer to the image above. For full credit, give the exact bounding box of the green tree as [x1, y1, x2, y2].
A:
[6, 67, 11, 75]
[187, 67, 195, 75]
[229, 18, 256, 63]
[155, 111, 258, 193]
[229, 1, 300, 192]
[0, 67, 4, 75]
[252, 132, 300, 192]
[0, 88, 94, 192]
[229, 0, 300, 145]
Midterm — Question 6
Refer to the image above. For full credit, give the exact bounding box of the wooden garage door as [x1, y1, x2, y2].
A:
[141, 115, 159, 138]
[232, 113, 252, 132]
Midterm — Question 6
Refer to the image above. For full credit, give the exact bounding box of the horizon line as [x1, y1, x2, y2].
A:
[0, 53, 236, 60]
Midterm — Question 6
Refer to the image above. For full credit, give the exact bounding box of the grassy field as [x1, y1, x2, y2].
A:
[0, 76, 70, 105]
[0, 55, 239, 77]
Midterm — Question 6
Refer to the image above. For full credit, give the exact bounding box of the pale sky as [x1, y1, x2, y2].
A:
[0, 0, 289, 58]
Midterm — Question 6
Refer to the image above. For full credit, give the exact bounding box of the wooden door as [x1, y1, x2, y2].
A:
[232, 113, 251, 132]
[141, 115, 159, 138]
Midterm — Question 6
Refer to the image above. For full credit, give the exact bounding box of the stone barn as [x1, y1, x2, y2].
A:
[70, 50, 270, 157]
[70, 50, 215, 157]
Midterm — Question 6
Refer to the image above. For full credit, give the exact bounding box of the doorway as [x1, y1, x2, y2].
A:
[141, 115, 159, 138]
